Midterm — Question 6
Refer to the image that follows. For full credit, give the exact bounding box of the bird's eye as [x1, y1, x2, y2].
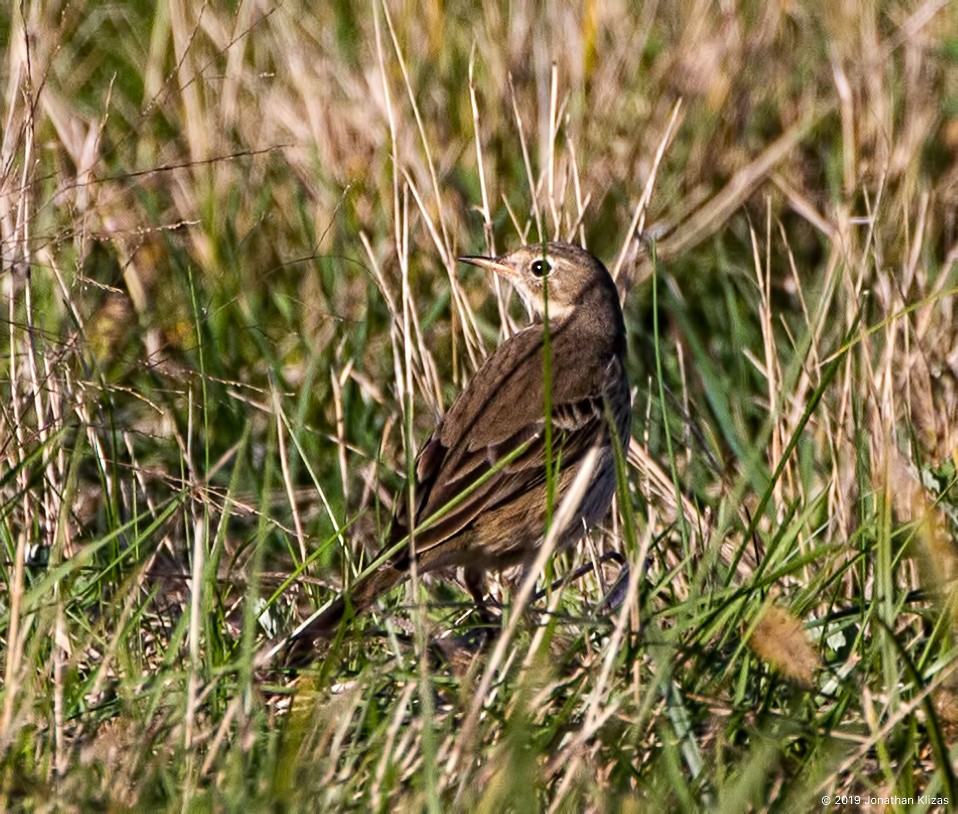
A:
[531, 258, 552, 277]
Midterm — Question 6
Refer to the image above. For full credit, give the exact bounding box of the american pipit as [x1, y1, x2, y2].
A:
[288, 241, 631, 659]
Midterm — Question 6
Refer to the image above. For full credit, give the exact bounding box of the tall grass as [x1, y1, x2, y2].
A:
[1, 0, 957, 808]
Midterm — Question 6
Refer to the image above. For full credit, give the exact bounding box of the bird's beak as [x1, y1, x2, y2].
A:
[458, 255, 517, 280]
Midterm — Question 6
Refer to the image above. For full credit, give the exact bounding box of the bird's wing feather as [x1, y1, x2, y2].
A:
[388, 323, 616, 557]
[395, 407, 607, 558]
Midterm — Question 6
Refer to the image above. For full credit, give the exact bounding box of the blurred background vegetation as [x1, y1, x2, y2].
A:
[1, 0, 958, 809]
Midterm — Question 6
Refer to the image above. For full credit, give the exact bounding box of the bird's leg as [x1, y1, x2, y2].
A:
[464, 565, 498, 631]
[594, 552, 630, 613]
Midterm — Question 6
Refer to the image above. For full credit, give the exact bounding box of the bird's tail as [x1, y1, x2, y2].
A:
[284, 565, 406, 666]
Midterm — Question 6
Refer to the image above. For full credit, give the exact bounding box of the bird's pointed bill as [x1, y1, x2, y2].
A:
[458, 255, 517, 280]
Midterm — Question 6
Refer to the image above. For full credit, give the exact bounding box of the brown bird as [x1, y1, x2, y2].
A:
[287, 241, 631, 659]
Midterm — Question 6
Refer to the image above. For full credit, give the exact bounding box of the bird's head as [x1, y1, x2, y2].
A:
[459, 241, 617, 322]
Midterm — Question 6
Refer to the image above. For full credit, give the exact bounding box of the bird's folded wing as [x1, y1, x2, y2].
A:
[386, 322, 615, 558]
[399, 392, 608, 556]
